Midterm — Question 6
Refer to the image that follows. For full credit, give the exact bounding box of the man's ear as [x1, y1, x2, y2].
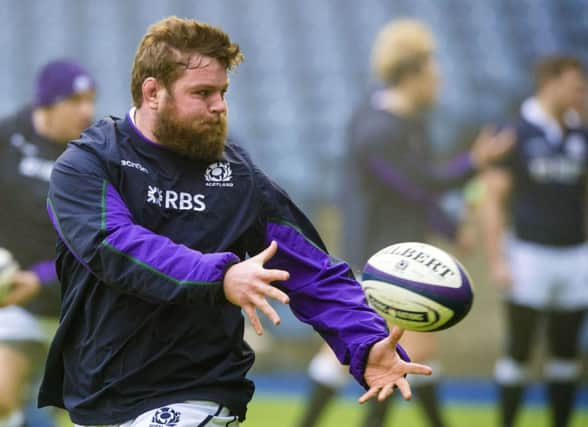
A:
[142, 77, 162, 109]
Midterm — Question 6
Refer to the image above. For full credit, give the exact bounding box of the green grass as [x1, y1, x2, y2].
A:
[57, 396, 588, 426]
[246, 397, 587, 427]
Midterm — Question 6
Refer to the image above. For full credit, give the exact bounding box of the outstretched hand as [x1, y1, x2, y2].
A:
[359, 326, 433, 403]
[223, 241, 290, 335]
[470, 126, 516, 169]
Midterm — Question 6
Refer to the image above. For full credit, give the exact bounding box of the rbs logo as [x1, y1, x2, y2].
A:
[146, 185, 206, 211]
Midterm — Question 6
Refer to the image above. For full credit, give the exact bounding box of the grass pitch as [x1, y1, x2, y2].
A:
[56, 395, 588, 426]
[247, 396, 587, 427]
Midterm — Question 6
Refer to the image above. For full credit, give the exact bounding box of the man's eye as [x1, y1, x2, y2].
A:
[195, 90, 210, 97]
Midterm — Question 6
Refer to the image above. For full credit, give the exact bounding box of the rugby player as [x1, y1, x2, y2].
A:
[482, 55, 588, 427]
[0, 60, 96, 427]
[38, 17, 432, 427]
[297, 19, 513, 427]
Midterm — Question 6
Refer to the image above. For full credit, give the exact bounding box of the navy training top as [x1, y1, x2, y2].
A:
[39, 113, 408, 424]
[500, 98, 588, 246]
[0, 107, 62, 315]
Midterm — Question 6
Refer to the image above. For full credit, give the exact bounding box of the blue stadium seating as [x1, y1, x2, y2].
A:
[1, 0, 586, 205]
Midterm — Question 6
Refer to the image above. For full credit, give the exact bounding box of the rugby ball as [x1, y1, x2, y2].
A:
[0, 248, 18, 302]
[361, 242, 473, 332]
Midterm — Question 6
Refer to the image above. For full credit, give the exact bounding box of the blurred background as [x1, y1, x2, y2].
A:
[3, 0, 586, 209]
[1, 0, 586, 425]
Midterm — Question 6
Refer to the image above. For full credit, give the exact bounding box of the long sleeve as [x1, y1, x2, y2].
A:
[365, 152, 473, 204]
[348, 112, 473, 242]
[355, 118, 474, 204]
[255, 170, 409, 388]
[47, 145, 239, 305]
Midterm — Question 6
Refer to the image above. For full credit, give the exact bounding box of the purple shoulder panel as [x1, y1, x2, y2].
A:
[102, 182, 239, 284]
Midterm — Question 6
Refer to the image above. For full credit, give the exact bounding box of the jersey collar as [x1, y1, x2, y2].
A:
[521, 97, 581, 145]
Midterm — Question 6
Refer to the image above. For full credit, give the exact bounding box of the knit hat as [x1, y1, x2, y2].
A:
[33, 60, 96, 107]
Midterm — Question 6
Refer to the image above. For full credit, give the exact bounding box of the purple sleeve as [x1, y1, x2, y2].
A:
[47, 151, 239, 304]
[29, 260, 58, 285]
[264, 221, 409, 388]
[367, 152, 474, 204]
[433, 152, 474, 180]
[367, 157, 432, 203]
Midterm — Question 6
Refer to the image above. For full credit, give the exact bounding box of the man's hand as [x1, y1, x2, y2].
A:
[0, 270, 41, 307]
[470, 126, 516, 169]
[359, 326, 433, 403]
[223, 241, 290, 335]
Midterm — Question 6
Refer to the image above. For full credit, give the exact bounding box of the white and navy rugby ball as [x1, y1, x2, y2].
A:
[361, 242, 473, 332]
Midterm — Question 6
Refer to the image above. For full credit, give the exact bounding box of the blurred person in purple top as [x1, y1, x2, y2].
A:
[0, 60, 96, 427]
[297, 19, 514, 427]
[38, 17, 433, 427]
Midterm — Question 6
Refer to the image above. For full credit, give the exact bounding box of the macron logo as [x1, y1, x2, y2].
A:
[121, 159, 149, 174]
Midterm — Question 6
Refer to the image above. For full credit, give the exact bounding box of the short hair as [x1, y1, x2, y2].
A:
[535, 55, 585, 89]
[131, 16, 243, 107]
[371, 19, 435, 87]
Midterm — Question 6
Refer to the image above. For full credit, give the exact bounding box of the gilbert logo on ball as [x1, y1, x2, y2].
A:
[0, 247, 19, 301]
[361, 242, 473, 332]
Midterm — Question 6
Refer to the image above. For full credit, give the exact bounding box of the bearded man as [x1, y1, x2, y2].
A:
[38, 16, 432, 427]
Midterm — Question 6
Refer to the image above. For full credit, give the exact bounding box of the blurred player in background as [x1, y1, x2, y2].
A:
[481, 55, 588, 427]
[38, 17, 433, 427]
[297, 19, 513, 427]
[0, 60, 96, 427]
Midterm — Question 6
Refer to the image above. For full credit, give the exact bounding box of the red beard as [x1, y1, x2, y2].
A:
[153, 102, 227, 162]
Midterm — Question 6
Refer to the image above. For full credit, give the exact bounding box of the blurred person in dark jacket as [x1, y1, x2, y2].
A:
[297, 18, 513, 427]
[0, 59, 96, 427]
[481, 55, 587, 427]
